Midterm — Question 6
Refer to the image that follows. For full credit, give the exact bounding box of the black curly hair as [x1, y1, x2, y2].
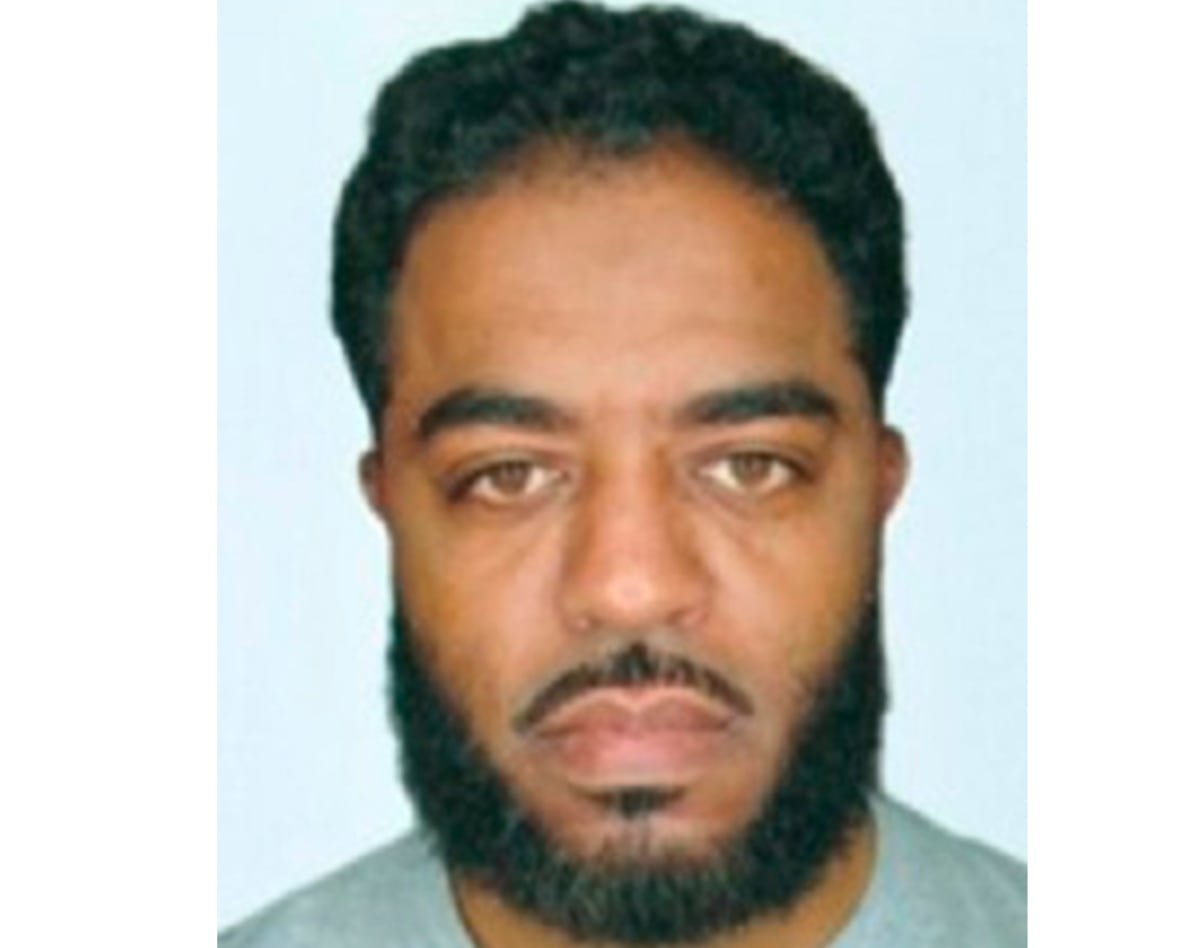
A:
[332, 1, 907, 436]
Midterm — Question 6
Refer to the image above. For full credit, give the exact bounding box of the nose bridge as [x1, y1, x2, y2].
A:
[560, 450, 708, 633]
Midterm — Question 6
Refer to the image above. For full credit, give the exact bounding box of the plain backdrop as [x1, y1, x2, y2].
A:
[219, 0, 1026, 927]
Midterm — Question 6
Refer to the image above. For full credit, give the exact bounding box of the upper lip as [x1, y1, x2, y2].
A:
[531, 686, 740, 739]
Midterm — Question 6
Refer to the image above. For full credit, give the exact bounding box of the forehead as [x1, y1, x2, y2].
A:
[388, 148, 865, 423]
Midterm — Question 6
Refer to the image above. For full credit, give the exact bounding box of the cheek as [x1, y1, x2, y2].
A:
[703, 484, 879, 694]
[391, 499, 566, 728]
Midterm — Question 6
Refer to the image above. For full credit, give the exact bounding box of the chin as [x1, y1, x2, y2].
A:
[521, 765, 779, 868]
[387, 597, 886, 945]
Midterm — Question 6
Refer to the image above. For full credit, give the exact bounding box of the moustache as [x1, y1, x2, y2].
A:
[512, 641, 755, 735]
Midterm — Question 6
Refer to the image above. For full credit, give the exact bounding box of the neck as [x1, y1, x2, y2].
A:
[450, 814, 877, 948]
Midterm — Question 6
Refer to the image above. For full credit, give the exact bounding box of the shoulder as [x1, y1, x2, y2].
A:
[839, 796, 1026, 947]
[876, 796, 1027, 900]
[219, 828, 471, 948]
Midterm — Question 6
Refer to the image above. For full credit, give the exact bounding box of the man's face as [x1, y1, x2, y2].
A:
[364, 147, 906, 881]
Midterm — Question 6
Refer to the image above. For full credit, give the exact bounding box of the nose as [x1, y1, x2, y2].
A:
[558, 459, 709, 635]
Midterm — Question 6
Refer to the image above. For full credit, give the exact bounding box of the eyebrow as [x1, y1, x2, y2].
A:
[415, 378, 838, 443]
[677, 379, 839, 426]
[415, 385, 574, 443]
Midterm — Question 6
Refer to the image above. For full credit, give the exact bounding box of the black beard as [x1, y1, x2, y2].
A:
[386, 599, 887, 946]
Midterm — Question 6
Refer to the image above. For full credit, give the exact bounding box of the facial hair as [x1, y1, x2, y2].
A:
[386, 598, 887, 946]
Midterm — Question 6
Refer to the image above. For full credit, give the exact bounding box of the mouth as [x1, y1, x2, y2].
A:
[527, 686, 746, 790]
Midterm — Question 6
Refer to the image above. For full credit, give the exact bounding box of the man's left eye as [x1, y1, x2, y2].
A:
[698, 452, 800, 496]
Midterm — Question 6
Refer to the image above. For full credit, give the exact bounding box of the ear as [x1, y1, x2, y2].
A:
[359, 447, 388, 519]
[876, 426, 909, 518]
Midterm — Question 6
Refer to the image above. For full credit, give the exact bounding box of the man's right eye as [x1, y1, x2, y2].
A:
[450, 459, 564, 506]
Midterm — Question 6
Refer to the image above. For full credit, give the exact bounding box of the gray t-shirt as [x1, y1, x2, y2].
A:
[220, 797, 1026, 947]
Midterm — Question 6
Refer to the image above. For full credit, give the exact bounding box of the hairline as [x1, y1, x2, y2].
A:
[376, 133, 869, 438]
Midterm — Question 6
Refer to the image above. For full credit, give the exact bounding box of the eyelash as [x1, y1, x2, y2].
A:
[446, 457, 565, 505]
[445, 449, 809, 507]
[696, 450, 807, 497]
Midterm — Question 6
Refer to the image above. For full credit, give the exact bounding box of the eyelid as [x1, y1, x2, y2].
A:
[694, 447, 809, 497]
[446, 454, 568, 506]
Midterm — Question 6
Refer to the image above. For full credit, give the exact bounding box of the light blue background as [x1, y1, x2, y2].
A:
[219, 0, 1026, 927]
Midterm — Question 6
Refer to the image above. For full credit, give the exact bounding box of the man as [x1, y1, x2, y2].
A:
[221, 2, 1025, 945]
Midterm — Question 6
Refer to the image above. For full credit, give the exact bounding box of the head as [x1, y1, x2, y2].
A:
[336, 2, 909, 944]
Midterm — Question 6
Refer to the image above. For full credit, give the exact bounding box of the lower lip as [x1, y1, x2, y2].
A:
[531, 720, 739, 789]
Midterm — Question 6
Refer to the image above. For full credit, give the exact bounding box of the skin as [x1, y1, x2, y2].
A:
[361, 146, 908, 947]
